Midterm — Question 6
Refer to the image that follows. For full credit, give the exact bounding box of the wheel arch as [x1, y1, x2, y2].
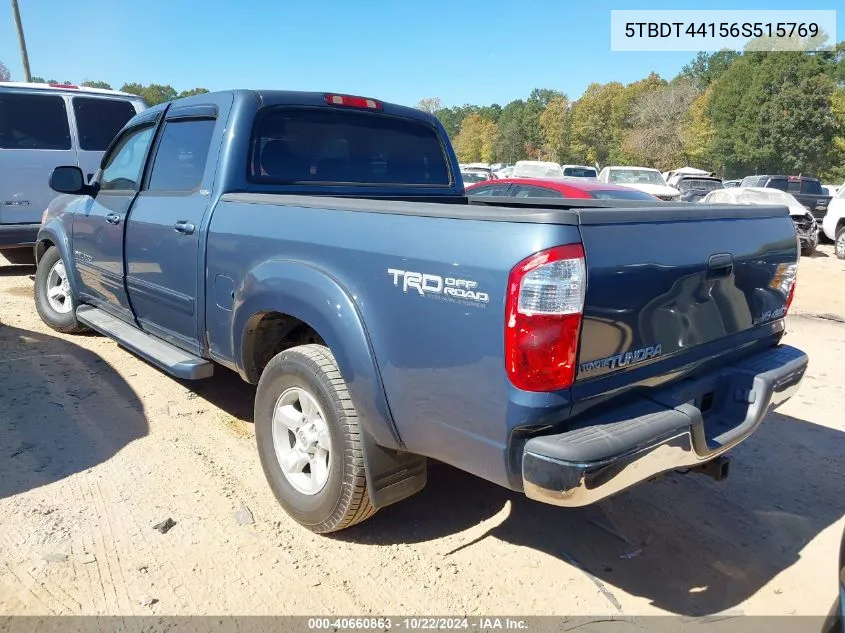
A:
[232, 259, 401, 451]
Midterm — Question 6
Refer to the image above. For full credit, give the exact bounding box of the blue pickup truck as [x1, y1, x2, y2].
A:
[34, 89, 808, 534]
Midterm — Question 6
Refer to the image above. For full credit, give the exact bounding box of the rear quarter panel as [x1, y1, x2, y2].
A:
[205, 199, 581, 489]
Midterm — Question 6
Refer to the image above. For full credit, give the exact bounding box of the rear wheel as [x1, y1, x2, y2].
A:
[34, 246, 88, 334]
[254, 344, 377, 533]
[836, 227, 845, 260]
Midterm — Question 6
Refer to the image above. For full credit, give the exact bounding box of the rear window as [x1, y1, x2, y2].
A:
[563, 167, 596, 178]
[0, 92, 71, 150]
[73, 97, 138, 151]
[787, 179, 823, 195]
[590, 189, 657, 200]
[250, 107, 451, 186]
[677, 178, 723, 192]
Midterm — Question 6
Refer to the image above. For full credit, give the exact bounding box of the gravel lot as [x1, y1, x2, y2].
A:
[1, 244, 844, 617]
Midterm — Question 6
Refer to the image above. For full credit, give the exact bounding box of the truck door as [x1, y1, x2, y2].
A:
[124, 102, 226, 355]
[72, 118, 158, 322]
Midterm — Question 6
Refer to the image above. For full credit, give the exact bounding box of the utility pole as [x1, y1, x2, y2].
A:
[10, 0, 32, 81]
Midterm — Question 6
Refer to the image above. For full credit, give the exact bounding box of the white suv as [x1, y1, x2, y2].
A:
[821, 180, 845, 259]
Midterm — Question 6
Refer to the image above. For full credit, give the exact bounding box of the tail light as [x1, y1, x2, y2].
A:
[324, 94, 382, 110]
[505, 244, 586, 392]
[770, 262, 798, 313]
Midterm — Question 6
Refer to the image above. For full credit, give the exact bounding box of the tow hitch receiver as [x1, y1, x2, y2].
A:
[690, 455, 731, 482]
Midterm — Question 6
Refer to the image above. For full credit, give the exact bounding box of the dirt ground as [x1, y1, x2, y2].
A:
[1, 244, 844, 618]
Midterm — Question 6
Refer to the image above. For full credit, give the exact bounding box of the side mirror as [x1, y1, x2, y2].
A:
[50, 166, 91, 195]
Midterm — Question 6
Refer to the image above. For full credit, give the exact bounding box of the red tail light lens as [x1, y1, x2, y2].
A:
[505, 244, 586, 392]
[770, 262, 798, 314]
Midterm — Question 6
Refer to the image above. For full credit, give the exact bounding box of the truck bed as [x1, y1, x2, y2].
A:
[207, 193, 797, 490]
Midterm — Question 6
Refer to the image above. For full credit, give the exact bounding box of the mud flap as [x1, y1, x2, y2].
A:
[360, 429, 427, 509]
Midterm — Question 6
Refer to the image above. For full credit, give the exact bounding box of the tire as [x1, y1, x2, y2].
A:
[34, 246, 89, 334]
[255, 344, 377, 533]
[1, 248, 36, 266]
[836, 226, 845, 260]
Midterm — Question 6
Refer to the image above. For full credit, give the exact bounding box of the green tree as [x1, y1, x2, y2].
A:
[538, 95, 571, 162]
[120, 83, 177, 106]
[178, 88, 210, 98]
[570, 82, 625, 166]
[709, 50, 840, 176]
[454, 114, 499, 163]
[0, 61, 10, 82]
[31, 76, 46, 83]
[81, 80, 112, 89]
[679, 50, 740, 89]
[495, 100, 529, 162]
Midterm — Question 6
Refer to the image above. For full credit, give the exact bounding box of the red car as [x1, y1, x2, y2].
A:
[465, 177, 660, 201]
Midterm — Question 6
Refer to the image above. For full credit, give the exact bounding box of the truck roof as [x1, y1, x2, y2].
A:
[0, 81, 143, 99]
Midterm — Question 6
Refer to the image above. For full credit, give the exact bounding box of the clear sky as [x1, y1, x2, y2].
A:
[1, 0, 842, 108]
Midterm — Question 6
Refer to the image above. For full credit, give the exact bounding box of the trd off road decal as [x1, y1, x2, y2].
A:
[387, 268, 490, 308]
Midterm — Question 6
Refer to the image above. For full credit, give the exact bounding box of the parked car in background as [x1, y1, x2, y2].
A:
[511, 160, 564, 179]
[465, 177, 659, 201]
[489, 162, 511, 172]
[460, 167, 494, 187]
[597, 166, 681, 201]
[0, 82, 146, 264]
[664, 166, 713, 184]
[703, 187, 819, 256]
[821, 182, 845, 259]
[560, 164, 597, 179]
[723, 179, 741, 188]
[495, 166, 514, 178]
[672, 174, 724, 202]
[740, 175, 832, 223]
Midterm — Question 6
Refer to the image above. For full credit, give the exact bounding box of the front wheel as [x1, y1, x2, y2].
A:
[34, 246, 89, 334]
[836, 227, 845, 260]
[254, 344, 377, 533]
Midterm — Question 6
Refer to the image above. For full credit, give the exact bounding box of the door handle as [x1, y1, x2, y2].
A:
[707, 253, 734, 278]
[105, 213, 121, 225]
[173, 220, 196, 235]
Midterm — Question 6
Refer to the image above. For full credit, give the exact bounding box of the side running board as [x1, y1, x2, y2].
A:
[76, 305, 214, 380]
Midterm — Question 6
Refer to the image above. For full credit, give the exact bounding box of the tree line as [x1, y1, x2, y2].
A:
[422, 43, 845, 181]
[0, 64, 210, 107]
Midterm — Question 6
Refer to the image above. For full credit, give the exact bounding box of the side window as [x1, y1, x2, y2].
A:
[73, 97, 139, 151]
[769, 178, 788, 191]
[0, 93, 71, 150]
[147, 119, 216, 192]
[468, 183, 510, 197]
[468, 184, 493, 197]
[100, 125, 155, 192]
[510, 185, 562, 198]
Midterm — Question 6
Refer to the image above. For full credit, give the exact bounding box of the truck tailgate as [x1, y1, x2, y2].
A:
[573, 203, 798, 403]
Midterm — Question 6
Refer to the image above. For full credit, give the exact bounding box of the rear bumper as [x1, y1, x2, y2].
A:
[0, 223, 40, 248]
[522, 344, 808, 507]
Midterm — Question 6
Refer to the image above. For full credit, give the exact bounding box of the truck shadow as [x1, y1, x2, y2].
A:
[0, 322, 148, 500]
[336, 411, 845, 617]
[0, 264, 36, 277]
